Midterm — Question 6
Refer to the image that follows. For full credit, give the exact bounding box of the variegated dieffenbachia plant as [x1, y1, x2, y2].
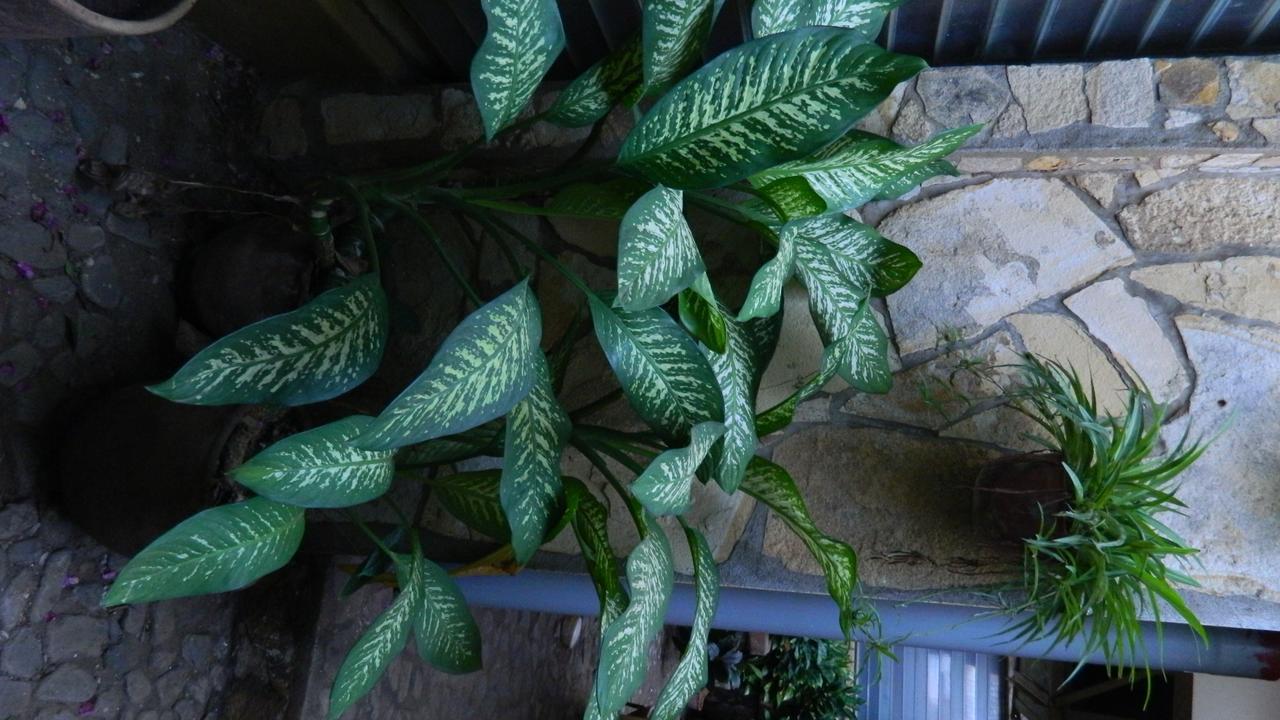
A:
[103, 1, 980, 717]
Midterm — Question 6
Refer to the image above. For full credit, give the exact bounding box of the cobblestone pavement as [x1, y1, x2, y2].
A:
[1, 27, 265, 720]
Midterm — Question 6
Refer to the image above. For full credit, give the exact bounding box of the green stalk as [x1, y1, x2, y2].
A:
[340, 180, 382, 277]
[452, 160, 615, 200]
[386, 198, 484, 307]
[344, 510, 398, 560]
[452, 201, 600, 300]
[571, 437, 647, 537]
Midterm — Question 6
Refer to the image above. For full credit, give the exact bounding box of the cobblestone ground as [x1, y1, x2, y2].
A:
[1, 28, 264, 720]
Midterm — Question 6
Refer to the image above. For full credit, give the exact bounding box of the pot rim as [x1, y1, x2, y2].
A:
[50, 0, 199, 35]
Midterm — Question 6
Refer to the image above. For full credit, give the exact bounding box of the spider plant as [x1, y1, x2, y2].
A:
[1002, 355, 1210, 686]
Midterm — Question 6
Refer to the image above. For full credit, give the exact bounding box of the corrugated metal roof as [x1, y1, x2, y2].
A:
[859, 645, 1004, 720]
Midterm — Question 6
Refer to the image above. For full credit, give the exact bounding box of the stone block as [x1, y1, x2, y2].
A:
[1227, 59, 1280, 120]
[46, 614, 109, 662]
[1007, 64, 1087, 133]
[79, 255, 123, 309]
[1117, 177, 1280, 251]
[1072, 173, 1121, 206]
[1007, 312, 1128, 415]
[1253, 117, 1280, 144]
[1132, 257, 1280, 325]
[35, 666, 96, 703]
[0, 223, 66, 269]
[0, 626, 43, 678]
[916, 67, 1011, 128]
[1086, 60, 1156, 128]
[0, 343, 41, 388]
[891, 96, 933, 145]
[321, 93, 436, 145]
[1157, 59, 1222, 107]
[940, 405, 1042, 452]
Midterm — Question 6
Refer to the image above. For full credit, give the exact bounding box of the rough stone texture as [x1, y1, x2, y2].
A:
[1073, 173, 1122, 206]
[1007, 312, 1129, 415]
[765, 426, 1015, 590]
[916, 67, 1011, 128]
[1007, 65, 1087, 133]
[1086, 60, 1157, 128]
[940, 405, 1042, 452]
[1132, 258, 1280, 325]
[1163, 316, 1280, 601]
[1064, 278, 1190, 403]
[757, 284, 847, 409]
[321, 93, 436, 145]
[1157, 59, 1222, 107]
[259, 97, 308, 159]
[881, 178, 1133, 354]
[1227, 59, 1280, 120]
[891, 96, 933, 145]
[1117, 177, 1280, 251]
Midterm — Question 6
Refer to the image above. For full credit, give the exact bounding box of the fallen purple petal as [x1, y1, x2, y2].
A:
[77, 699, 96, 716]
[101, 569, 118, 581]
[44, 611, 57, 623]
[14, 261, 35, 279]
[29, 201, 48, 223]
[73, 200, 91, 216]
[0, 114, 9, 135]
[49, 110, 65, 124]
[62, 574, 80, 588]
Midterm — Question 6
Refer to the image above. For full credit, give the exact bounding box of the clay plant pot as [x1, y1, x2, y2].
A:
[0, 0, 198, 39]
[973, 451, 1074, 542]
[55, 384, 279, 555]
[180, 216, 315, 340]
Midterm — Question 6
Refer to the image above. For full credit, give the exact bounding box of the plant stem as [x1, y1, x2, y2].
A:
[453, 207, 525, 279]
[453, 161, 614, 200]
[340, 180, 382, 277]
[454, 202, 599, 300]
[572, 438, 647, 536]
[569, 388, 624, 421]
[344, 510, 398, 560]
[387, 198, 484, 307]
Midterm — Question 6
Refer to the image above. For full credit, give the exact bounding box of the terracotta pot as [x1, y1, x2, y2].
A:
[0, 0, 198, 39]
[973, 451, 1073, 542]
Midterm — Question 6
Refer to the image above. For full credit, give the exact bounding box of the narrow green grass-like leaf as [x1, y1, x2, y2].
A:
[501, 354, 571, 564]
[412, 554, 483, 673]
[617, 185, 705, 311]
[642, 0, 725, 97]
[428, 470, 509, 542]
[358, 280, 541, 450]
[149, 274, 387, 407]
[547, 35, 642, 127]
[594, 516, 674, 716]
[103, 498, 304, 606]
[471, 0, 565, 139]
[619, 27, 925, 189]
[328, 556, 422, 719]
[740, 457, 864, 636]
[632, 421, 726, 515]
[565, 478, 629, 627]
[232, 416, 394, 508]
[752, 0, 907, 41]
[589, 295, 724, 437]
[650, 525, 720, 720]
[678, 275, 728, 353]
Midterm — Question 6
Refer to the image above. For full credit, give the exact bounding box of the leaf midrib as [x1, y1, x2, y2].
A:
[117, 516, 297, 592]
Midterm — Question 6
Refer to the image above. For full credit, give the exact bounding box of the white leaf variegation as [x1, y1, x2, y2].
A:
[738, 231, 795, 321]
[650, 525, 719, 720]
[547, 35, 642, 128]
[593, 517, 674, 717]
[149, 274, 387, 407]
[103, 498, 304, 606]
[412, 556, 483, 673]
[752, 0, 907, 41]
[752, 125, 982, 214]
[642, 0, 725, 97]
[618, 27, 925, 189]
[500, 354, 571, 564]
[471, 0, 565, 140]
[565, 478, 629, 628]
[632, 421, 726, 516]
[232, 416, 395, 508]
[616, 186, 705, 311]
[429, 470, 510, 541]
[706, 313, 778, 493]
[678, 274, 728, 353]
[589, 295, 724, 437]
[740, 457, 864, 636]
[358, 280, 541, 451]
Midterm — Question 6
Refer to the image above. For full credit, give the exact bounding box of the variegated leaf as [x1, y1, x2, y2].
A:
[501, 354, 571, 564]
[705, 314, 778, 492]
[429, 470, 509, 541]
[328, 556, 421, 720]
[103, 498, 304, 606]
[412, 554, 483, 673]
[547, 35, 642, 127]
[678, 274, 728, 353]
[545, 178, 652, 220]
[740, 456, 864, 636]
[752, 0, 907, 41]
[757, 176, 827, 220]
[471, 0, 565, 139]
[875, 159, 958, 200]
[642, 0, 725, 97]
[150, 275, 387, 407]
[594, 517, 674, 716]
[396, 421, 505, 468]
[752, 125, 982, 213]
[589, 295, 723, 437]
[737, 232, 795, 321]
[358, 280, 541, 450]
[616, 186, 705, 311]
[565, 478, 628, 627]
[618, 27, 925, 189]
[791, 214, 921, 299]
[632, 421, 726, 516]
[817, 309, 892, 394]
[232, 416, 394, 508]
[650, 525, 719, 720]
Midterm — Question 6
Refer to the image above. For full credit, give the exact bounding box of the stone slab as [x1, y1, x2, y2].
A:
[1227, 59, 1280, 120]
[1086, 60, 1157, 128]
[1007, 312, 1129, 416]
[1117, 177, 1280, 252]
[1132, 257, 1280, 326]
[1007, 65, 1087, 133]
[756, 283, 848, 409]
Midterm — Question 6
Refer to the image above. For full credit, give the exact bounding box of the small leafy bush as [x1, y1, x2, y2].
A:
[741, 636, 860, 720]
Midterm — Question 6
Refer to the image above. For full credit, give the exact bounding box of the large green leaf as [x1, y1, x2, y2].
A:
[358, 280, 541, 450]
[618, 28, 925, 189]
[328, 556, 421, 719]
[589, 295, 723, 437]
[471, 0, 565, 140]
[875, 159, 958, 200]
[594, 517, 674, 716]
[546, 178, 652, 220]
[632, 421, 726, 516]
[752, 0, 907, 41]
[616, 185, 705, 311]
[565, 478, 628, 627]
[740, 457, 863, 636]
[677, 275, 728, 354]
[500, 354, 571, 564]
[752, 125, 982, 214]
[103, 498, 304, 606]
[650, 525, 719, 720]
[396, 421, 505, 468]
[232, 416, 394, 508]
[546, 35, 642, 128]
[149, 275, 387, 406]
[429, 470, 509, 542]
[705, 314, 778, 492]
[737, 233, 795, 321]
[756, 176, 828, 220]
[791, 214, 921, 299]
[412, 554, 483, 673]
[642, 0, 725, 97]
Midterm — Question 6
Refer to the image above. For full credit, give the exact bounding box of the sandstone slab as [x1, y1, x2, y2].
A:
[764, 426, 1014, 590]
[1162, 315, 1280, 601]
[1117, 177, 1280, 252]
[881, 178, 1133, 354]
[1157, 59, 1221, 107]
[1007, 65, 1087, 133]
[1086, 60, 1156, 128]
[1073, 173, 1122, 206]
[757, 283, 848, 409]
[916, 67, 1011, 128]
[1132, 257, 1280, 325]
[1227, 59, 1280, 120]
[1007, 312, 1129, 415]
[940, 405, 1043, 452]
[1065, 278, 1189, 403]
